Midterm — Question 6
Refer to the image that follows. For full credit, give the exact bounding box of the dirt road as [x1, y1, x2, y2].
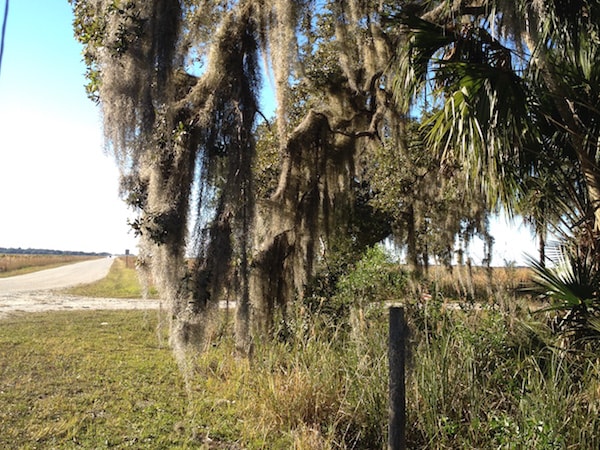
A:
[0, 258, 160, 319]
[0, 257, 115, 293]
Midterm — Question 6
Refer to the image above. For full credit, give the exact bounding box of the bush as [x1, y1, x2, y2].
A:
[304, 244, 408, 325]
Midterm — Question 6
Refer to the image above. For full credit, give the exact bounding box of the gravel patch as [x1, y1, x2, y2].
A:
[0, 291, 161, 320]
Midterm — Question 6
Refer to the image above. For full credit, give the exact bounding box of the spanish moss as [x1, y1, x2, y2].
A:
[71, 0, 495, 357]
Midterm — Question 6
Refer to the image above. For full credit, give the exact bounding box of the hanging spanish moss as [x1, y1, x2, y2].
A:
[70, 0, 438, 355]
[248, 0, 396, 335]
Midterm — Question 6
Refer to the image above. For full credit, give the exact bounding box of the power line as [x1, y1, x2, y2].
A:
[0, 0, 8, 77]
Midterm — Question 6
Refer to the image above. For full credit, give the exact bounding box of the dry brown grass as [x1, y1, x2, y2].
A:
[0, 254, 97, 278]
[422, 265, 533, 301]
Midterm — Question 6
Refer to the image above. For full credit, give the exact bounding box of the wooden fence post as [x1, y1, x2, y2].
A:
[389, 306, 406, 450]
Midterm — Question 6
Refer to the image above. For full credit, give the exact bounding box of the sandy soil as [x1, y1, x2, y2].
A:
[0, 258, 160, 320]
[0, 291, 161, 320]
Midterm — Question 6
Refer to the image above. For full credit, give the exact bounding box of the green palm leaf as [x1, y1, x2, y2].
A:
[391, 13, 455, 111]
[422, 61, 533, 208]
[527, 245, 600, 336]
[527, 254, 593, 310]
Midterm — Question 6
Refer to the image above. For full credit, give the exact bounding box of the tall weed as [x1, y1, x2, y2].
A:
[178, 247, 599, 448]
[405, 299, 600, 448]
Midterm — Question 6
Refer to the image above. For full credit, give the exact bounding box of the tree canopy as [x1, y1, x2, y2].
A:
[70, 0, 600, 353]
[393, 0, 600, 260]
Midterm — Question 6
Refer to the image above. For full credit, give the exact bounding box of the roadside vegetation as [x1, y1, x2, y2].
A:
[2, 246, 599, 448]
[51, 2, 600, 447]
[0, 253, 99, 278]
[62, 257, 158, 299]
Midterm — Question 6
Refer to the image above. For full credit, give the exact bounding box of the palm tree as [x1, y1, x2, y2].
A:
[390, 1, 600, 260]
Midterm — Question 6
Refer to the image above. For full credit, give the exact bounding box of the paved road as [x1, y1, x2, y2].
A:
[0, 257, 115, 293]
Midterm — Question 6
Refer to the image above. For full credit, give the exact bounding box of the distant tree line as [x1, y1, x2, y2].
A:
[0, 247, 110, 257]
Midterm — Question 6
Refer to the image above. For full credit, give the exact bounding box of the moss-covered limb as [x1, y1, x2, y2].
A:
[247, 1, 395, 326]
[72, 1, 406, 350]
[165, 5, 261, 353]
[249, 100, 381, 333]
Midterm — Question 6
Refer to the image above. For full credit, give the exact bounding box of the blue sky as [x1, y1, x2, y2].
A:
[0, 1, 137, 254]
[0, 1, 537, 263]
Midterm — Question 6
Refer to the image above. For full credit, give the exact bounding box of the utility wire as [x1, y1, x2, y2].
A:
[0, 0, 8, 77]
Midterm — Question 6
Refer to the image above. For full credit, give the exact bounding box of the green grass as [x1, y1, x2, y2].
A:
[2, 247, 600, 448]
[181, 308, 390, 449]
[62, 257, 157, 298]
[0, 310, 190, 449]
[2, 304, 600, 449]
[404, 302, 600, 448]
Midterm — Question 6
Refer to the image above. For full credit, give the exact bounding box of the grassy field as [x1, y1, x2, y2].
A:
[2, 252, 599, 448]
[0, 310, 190, 449]
[0, 254, 99, 278]
[424, 264, 532, 299]
[2, 304, 599, 449]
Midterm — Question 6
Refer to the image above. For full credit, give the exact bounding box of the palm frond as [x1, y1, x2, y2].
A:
[527, 254, 593, 310]
[527, 244, 600, 336]
[421, 61, 534, 209]
[391, 13, 455, 111]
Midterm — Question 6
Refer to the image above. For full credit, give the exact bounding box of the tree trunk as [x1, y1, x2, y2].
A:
[578, 150, 600, 233]
[538, 230, 546, 269]
[527, 31, 600, 238]
[405, 204, 421, 275]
